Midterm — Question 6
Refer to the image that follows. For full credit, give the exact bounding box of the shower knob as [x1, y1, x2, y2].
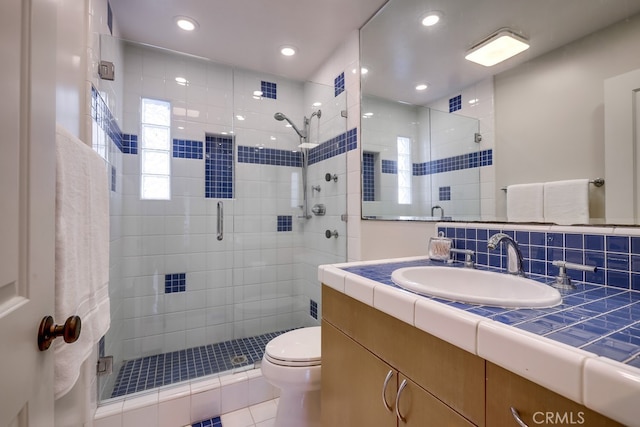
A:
[325, 173, 338, 182]
[325, 229, 338, 239]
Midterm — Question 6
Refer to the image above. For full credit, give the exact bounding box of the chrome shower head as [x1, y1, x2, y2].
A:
[274, 112, 306, 139]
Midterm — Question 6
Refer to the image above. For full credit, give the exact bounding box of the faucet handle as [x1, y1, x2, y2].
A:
[450, 248, 475, 268]
[551, 260, 597, 289]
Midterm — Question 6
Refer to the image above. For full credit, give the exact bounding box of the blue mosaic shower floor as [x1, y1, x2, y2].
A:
[111, 330, 288, 398]
[192, 417, 222, 427]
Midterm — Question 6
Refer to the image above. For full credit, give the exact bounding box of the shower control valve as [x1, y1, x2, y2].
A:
[325, 173, 338, 182]
[325, 229, 339, 239]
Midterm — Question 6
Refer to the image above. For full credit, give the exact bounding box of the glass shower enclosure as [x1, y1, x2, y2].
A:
[95, 37, 349, 402]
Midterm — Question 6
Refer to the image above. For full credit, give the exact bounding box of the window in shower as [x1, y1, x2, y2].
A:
[397, 136, 412, 205]
[140, 98, 171, 200]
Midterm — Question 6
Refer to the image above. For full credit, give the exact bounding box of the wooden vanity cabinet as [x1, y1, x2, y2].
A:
[322, 286, 483, 426]
[486, 362, 622, 427]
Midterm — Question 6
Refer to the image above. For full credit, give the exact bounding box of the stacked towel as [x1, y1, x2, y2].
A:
[543, 179, 590, 225]
[54, 124, 110, 399]
[506, 183, 545, 222]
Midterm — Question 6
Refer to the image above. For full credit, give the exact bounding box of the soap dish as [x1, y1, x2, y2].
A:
[428, 232, 453, 261]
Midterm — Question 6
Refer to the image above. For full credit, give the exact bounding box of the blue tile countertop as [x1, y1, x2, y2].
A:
[342, 258, 640, 369]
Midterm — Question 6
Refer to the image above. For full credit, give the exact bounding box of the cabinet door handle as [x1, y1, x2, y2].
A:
[510, 407, 529, 427]
[395, 379, 408, 422]
[381, 370, 394, 411]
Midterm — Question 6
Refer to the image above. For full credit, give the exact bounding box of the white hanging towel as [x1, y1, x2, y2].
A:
[54, 124, 110, 399]
[506, 183, 545, 222]
[543, 179, 590, 225]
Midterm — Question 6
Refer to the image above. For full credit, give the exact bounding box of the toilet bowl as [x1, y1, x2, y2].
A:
[261, 326, 321, 427]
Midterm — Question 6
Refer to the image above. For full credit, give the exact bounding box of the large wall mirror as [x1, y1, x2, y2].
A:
[360, 0, 640, 225]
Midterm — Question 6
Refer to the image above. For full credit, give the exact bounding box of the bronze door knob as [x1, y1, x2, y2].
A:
[37, 315, 81, 351]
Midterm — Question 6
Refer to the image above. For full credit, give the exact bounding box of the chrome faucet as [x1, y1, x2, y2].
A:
[487, 233, 526, 276]
[431, 205, 444, 218]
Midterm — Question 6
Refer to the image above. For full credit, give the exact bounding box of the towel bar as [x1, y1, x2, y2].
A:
[501, 178, 604, 192]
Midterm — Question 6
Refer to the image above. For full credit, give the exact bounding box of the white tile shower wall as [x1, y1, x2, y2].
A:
[119, 43, 309, 359]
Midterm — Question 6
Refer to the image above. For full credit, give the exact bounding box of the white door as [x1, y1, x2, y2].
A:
[604, 68, 640, 224]
[0, 0, 57, 426]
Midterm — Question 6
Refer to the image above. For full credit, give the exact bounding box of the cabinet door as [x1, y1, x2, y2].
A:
[396, 375, 476, 427]
[486, 362, 622, 427]
[322, 320, 398, 427]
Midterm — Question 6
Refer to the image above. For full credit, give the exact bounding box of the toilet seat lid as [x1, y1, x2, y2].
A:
[265, 327, 321, 366]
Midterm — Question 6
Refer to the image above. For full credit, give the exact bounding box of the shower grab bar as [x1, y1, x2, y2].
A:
[217, 201, 224, 241]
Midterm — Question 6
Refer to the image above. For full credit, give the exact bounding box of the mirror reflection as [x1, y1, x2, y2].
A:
[360, 0, 640, 225]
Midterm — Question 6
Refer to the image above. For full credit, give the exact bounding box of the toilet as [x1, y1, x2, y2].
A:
[261, 326, 321, 427]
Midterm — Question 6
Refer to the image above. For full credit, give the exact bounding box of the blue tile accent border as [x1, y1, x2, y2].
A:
[414, 149, 492, 176]
[111, 330, 290, 397]
[310, 299, 318, 319]
[261, 81, 277, 99]
[334, 72, 345, 97]
[277, 215, 293, 232]
[91, 85, 123, 151]
[449, 94, 462, 112]
[173, 139, 203, 159]
[363, 152, 375, 202]
[238, 146, 302, 167]
[205, 135, 234, 199]
[164, 273, 186, 293]
[381, 159, 397, 174]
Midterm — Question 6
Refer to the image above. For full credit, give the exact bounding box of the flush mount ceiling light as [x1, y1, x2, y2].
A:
[421, 11, 442, 27]
[415, 83, 428, 91]
[465, 29, 529, 67]
[175, 16, 198, 31]
[280, 46, 296, 56]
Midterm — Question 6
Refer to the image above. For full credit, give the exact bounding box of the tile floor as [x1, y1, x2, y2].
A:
[218, 398, 279, 427]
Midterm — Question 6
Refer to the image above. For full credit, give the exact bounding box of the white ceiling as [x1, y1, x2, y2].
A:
[107, 0, 640, 103]
[107, 0, 389, 82]
[361, 0, 640, 105]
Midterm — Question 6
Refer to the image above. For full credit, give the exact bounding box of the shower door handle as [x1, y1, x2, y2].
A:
[217, 201, 224, 241]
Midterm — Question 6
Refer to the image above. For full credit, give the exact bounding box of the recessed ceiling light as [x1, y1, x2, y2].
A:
[235, 115, 245, 121]
[363, 112, 374, 118]
[312, 102, 322, 107]
[175, 16, 198, 31]
[175, 77, 188, 85]
[465, 29, 529, 67]
[361, 67, 369, 75]
[421, 12, 442, 27]
[280, 46, 296, 56]
[415, 84, 428, 91]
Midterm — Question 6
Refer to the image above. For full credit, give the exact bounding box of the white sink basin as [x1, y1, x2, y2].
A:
[391, 266, 562, 308]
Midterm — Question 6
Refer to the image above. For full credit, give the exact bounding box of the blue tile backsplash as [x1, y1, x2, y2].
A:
[381, 159, 397, 174]
[310, 299, 318, 319]
[439, 186, 451, 201]
[413, 149, 493, 176]
[277, 215, 292, 232]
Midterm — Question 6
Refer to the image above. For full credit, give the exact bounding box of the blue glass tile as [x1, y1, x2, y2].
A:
[260, 81, 277, 99]
[607, 270, 630, 289]
[565, 233, 584, 250]
[632, 274, 640, 292]
[173, 139, 204, 159]
[632, 237, 640, 255]
[607, 235, 630, 253]
[363, 152, 375, 202]
[277, 215, 293, 232]
[529, 232, 545, 246]
[310, 299, 318, 319]
[628, 354, 640, 369]
[607, 253, 630, 271]
[205, 135, 234, 199]
[334, 72, 345, 97]
[585, 234, 605, 251]
[449, 95, 462, 112]
[439, 186, 451, 201]
[381, 159, 397, 174]
[546, 233, 564, 247]
[546, 320, 611, 347]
